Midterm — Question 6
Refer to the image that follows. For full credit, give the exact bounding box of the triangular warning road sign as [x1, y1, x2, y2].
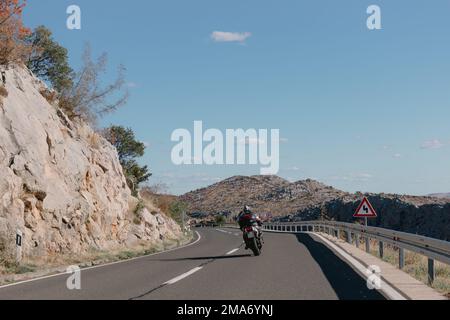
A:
[354, 197, 377, 218]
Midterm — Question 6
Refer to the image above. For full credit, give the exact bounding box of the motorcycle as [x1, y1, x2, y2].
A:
[243, 225, 263, 256]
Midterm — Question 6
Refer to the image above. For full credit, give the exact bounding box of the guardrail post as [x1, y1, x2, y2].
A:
[428, 259, 435, 285]
[336, 229, 339, 239]
[399, 248, 405, 269]
[379, 241, 384, 258]
[355, 234, 360, 248]
[346, 231, 352, 244]
[365, 237, 370, 253]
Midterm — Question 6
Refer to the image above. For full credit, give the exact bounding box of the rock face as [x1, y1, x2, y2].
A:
[0, 66, 181, 262]
[181, 175, 450, 240]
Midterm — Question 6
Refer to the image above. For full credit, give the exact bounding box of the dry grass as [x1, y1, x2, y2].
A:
[39, 88, 57, 104]
[140, 187, 177, 215]
[360, 238, 450, 296]
[0, 232, 193, 282]
[87, 132, 102, 149]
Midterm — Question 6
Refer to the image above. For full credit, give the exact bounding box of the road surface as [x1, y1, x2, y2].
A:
[0, 228, 385, 300]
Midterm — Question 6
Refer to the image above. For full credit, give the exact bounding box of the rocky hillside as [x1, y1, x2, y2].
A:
[0, 66, 181, 264]
[181, 175, 450, 240]
[429, 193, 450, 199]
[181, 175, 348, 217]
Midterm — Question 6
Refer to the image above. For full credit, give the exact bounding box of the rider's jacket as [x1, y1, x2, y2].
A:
[237, 211, 263, 230]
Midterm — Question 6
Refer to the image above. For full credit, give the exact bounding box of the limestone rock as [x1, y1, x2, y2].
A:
[0, 66, 181, 262]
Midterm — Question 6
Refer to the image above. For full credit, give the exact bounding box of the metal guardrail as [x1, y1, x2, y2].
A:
[262, 221, 450, 285]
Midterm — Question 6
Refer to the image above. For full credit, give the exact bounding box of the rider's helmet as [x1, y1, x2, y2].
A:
[243, 205, 252, 214]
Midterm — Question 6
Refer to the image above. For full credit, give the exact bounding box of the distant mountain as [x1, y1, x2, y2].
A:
[180, 175, 450, 240]
[429, 193, 450, 199]
[180, 175, 349, 218]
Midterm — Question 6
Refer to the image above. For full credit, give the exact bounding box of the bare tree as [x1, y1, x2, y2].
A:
[59, 44, 129, 123]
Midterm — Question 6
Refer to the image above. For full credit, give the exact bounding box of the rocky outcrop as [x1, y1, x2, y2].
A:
[181, 175, 450, 240]
[0, 66, 181, 263]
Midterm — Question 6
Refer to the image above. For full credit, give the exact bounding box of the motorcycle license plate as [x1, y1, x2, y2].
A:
[247, 232, 255, 239]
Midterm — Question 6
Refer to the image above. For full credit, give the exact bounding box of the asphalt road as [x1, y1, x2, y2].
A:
[0, 228, 385, 300]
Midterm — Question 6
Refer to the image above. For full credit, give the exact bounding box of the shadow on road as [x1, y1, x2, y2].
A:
[153, 254, 252, 262]
[295, 233, 385, 300]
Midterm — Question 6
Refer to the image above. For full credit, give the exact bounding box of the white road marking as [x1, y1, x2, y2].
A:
[226, 248, 239, 255]
[164, 267, 203, 285]
[0, 231, 202, 290]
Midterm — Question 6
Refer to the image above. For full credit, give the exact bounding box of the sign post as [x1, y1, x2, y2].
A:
[353, 197, 377, 252]
[16, 229, 23, 263]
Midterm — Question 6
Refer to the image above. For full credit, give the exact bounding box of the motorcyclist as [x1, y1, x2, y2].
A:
[237, 206, 263, 248]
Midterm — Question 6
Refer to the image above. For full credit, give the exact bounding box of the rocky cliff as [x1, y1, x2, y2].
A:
[181, 175, 450, 240]
[0, 66, 181, 264]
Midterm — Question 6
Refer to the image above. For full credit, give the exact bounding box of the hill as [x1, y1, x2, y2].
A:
[180, 175, 450, 240]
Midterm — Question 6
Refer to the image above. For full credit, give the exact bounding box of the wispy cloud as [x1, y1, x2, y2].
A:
[211, 31, 252, 43]
[126, 82, 138, 88]
[329, 173, 374, 182]
[421, 139, 444, 150]
[158, 172, 221, 183]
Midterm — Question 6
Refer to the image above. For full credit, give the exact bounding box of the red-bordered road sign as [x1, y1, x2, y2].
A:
[354, 197, 377, 218]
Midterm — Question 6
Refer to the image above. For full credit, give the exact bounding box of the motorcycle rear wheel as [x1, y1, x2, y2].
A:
[249, 237, 261, 256]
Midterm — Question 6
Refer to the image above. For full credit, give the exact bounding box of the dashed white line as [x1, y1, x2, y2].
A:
[226, 248, 240, 255]
[164, 267, 203, 285]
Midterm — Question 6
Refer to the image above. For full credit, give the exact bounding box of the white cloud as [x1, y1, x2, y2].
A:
[127, 82, 138, 88]
[158, 172, 221, 183]
[421, 139, 444, 150]
[280, 138, 289, 143]
[211, 31, 252, 43]
[329, 173, 373, 182]
[393, 153, 402, 158]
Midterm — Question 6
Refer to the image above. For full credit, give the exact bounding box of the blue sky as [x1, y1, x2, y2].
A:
[23, 1, 450, 195]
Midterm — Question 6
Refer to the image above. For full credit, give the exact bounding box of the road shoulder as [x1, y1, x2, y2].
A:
[0, 231, 199, 289]
[314, 232, 447, 300]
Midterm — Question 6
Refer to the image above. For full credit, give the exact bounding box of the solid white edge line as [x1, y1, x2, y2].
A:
[226, 248, 239, 255]
[311, 233, 407, 300]
[164, 267, 203, 285]
[0, 231, 202, 290]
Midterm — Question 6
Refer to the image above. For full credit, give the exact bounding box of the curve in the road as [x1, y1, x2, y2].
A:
[0, 228, 385, 300]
